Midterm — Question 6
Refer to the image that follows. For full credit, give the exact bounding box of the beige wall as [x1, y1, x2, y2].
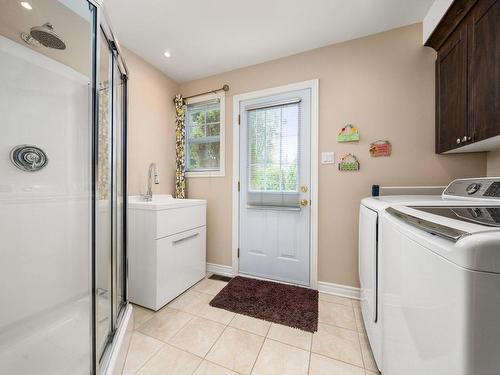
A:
[123, 47, 179, 196]
[180, 23, 486, 287]
[487, 149, 500, 177]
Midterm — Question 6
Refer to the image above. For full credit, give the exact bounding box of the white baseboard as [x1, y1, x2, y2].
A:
[206, 262, 233, 277]
[317, 281, 361, 300]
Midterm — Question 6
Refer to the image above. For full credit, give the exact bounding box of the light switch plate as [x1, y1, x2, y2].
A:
[321, 152, 335, 164]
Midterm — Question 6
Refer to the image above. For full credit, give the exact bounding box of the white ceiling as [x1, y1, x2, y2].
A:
[104, 0, 434, 83]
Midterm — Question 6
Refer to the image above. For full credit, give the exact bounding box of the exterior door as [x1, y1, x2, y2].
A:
[239, 88, 311, 286]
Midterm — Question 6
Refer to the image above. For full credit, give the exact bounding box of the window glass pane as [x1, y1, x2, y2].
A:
[186, 99, 222, 172]
[207, 123, 220, 136]
[250, 165, 264, 190]
[248, 103, 299, 192]
[188, 142, 220, 170]
[188, 125, 205, 138]
[206, 108, 220, 123]
[189, 110, 205, 127]
[283, 163, 298, 191]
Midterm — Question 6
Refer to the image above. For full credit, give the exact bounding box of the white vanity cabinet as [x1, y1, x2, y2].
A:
[128, 195, 206, 311]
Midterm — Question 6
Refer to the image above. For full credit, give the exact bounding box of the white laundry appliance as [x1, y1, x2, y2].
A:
[380, 177, 500, 375]
[359, 192, 447, 372]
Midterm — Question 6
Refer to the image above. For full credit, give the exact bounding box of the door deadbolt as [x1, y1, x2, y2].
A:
[300, 186, 308, 193]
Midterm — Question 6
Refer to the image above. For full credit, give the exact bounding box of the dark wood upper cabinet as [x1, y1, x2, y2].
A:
[468, 0, 500, 142]
[427, 0, 500, 153]
[436, 23, 468, 152]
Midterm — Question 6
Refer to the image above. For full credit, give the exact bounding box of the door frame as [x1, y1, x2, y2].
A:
[232, 79, 319, 289]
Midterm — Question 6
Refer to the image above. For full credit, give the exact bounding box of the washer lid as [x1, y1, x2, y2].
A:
[411, 206, 500, 228]
[385, 205, 500, 273]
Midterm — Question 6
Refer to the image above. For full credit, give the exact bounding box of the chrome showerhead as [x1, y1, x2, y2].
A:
[30, 23, 66, 50]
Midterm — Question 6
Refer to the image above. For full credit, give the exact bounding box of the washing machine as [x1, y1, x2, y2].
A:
[380, 177, 500, 374]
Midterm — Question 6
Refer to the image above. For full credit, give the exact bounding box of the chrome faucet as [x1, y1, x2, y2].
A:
[142, 162, 159, 201]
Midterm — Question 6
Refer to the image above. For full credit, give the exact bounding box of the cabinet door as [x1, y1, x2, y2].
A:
[156, 227, 206, 309]
[436, 23, 468, 153]
[469, 0, 500, 142]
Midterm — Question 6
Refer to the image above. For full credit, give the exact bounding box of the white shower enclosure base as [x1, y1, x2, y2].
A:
[0, 298, 132, 375]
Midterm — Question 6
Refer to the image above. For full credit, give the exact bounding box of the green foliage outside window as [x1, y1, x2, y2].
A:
[186, 104, 221, 171]
[248, 106, 299, 192]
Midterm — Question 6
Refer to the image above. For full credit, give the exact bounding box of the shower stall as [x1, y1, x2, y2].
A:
[0, 1, 131, 374]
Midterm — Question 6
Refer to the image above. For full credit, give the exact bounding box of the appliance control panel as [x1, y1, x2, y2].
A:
[443, 178, 500, 200]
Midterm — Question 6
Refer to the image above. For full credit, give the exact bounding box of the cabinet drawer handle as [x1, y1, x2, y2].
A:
[172, 232, 199, 244]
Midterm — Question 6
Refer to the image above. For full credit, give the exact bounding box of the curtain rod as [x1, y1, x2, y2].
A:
[174, 84, 229, 103]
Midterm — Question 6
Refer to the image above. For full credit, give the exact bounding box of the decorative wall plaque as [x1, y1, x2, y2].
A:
[337, 124, 360, 142]
[338, 153, 360, 171]
[369, 140, 392, 157]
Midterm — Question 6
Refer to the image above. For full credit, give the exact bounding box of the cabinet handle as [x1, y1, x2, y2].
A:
[172, 232, 199, 244]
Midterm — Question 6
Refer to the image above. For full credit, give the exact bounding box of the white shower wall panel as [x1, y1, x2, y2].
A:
[0, 36, 91, 329]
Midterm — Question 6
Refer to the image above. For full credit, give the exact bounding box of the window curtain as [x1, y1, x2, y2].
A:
[174, 94, 186, 198]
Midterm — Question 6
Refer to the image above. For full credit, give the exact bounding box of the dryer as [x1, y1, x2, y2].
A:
[359, 195, 446, 372]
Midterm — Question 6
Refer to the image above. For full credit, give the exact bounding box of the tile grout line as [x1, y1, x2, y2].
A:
[197, 322, 253, 373]
[203, 323, 229, 360]
[130, 340, 166, 375]
[130, 277, 366, 374]
[248, 332, 266, 375]
[313, 304, 367, 372]
[310, 351, 367, 372]
[128, 278, 231, 374]
[307, 324, 314, 375]
[353, 300, 366, 370]
[317, 317, 359, 333]
[352, 302, 368, 370]
[203, 357, 245, 375]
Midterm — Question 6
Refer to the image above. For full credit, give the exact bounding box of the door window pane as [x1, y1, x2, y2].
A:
[248, 103, 300, 192]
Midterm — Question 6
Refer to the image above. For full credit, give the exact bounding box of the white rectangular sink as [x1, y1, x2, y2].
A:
[128, 194, 206, 210]
[127, 194, 207, 310]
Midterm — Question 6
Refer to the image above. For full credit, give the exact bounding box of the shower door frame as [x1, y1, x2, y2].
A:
[89, 1, 129, 374]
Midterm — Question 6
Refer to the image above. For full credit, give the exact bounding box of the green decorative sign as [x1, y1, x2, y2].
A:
[337, 124, 360, 142]
[339, 153, 360, 171]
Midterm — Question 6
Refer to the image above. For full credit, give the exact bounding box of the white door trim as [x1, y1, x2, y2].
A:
[232, 79, 319, 289]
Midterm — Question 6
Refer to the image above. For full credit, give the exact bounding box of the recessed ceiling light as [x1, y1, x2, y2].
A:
[20, 2, 33, 10]
[163, 51, 171, 58]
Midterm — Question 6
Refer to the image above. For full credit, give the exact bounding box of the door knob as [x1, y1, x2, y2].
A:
[462, 135, 468, 143]
[456, 138, 461, 144]
[300, 199, 309, 207]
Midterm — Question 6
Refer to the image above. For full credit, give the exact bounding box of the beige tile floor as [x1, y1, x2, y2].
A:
[122, 277, 380, 375]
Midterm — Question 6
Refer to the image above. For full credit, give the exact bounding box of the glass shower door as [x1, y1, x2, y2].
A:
[1, 1, 129, 374]
[0, 1, 96, 374]
[96, 27, 128, 367]
[96, 28, 113, 360]
[112, 55, 127, 324]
